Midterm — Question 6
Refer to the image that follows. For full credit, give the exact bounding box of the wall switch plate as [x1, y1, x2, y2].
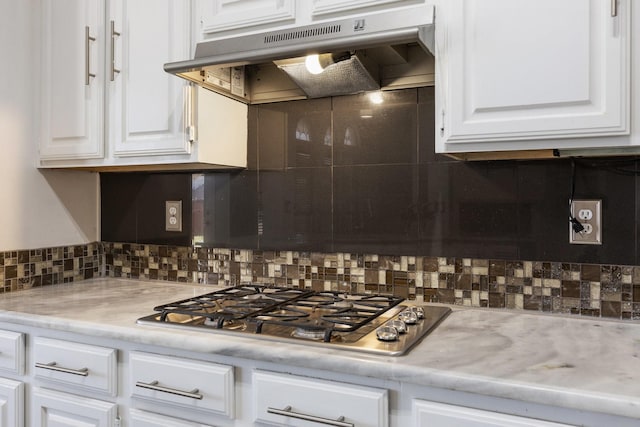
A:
[165, 200, 182, 232]
[569, 199, 601, 245]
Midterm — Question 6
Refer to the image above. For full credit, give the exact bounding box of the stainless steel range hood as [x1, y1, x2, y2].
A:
[164, 3, 435, 104]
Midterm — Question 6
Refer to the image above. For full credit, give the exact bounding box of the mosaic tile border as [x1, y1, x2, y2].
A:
[103, 243, 640, 321]
[0, 243, 103, 292]
[1, 242, 637, 320]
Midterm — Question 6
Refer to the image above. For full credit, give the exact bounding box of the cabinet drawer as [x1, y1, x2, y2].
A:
[33, 337, 117, 396]
[413, 400, 574, 427]
[130, 408, 215, 427]
[130, 352, 234, 419]
[0, 330, 24, 375]
[253, 370, 388, 427]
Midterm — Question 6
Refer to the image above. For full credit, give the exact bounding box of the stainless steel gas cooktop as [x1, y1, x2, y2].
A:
[137, 285, 450, 356]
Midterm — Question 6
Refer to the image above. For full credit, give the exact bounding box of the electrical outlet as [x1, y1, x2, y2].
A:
[569, 199, 601, 245]
[165, 200, 182, 232]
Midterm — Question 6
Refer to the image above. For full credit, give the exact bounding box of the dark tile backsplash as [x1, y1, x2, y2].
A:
[97, 86, 640, 319]
[101, 173, 192, 247]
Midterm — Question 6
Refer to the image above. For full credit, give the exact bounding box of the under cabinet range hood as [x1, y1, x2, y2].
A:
[164, 3, 435, 104]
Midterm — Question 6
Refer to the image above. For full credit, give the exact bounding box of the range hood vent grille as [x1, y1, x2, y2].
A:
[264, 25, 343, 45]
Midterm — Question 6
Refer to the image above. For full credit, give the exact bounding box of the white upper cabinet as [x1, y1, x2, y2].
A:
[436, 0, 631, 154]
[199, 0, 296, 35]
[196, 0, 426, 39]
[108, 0, 192, 157]
[39, 0, 247, 171]
[39, 0, 191, 166]
[39, 0, 105, 160]
[309, 0, 420, 17]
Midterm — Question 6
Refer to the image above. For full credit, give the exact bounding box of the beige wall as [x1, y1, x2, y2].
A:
[0, 0, 98, 251]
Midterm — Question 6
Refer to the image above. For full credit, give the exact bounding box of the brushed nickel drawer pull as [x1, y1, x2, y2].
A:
[611, 0, 618, 17]
[267, 405, 354, 427]
[36, 361, 89, 376]
[135, 380, 203, 400]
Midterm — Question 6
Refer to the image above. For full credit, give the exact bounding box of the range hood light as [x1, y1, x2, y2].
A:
[305, 52, 352, 75]
[305, 54, 325, 75]
[369, 91, 384, 105]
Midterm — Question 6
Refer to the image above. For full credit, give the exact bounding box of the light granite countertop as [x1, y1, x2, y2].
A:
[0, 278, 639, 420]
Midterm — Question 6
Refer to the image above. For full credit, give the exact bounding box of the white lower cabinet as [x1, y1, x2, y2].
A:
[130, 408, 214, 427]
[253, 370, 389, 427]
[1, 323, 637, 426]
[0, 378, 23, 427]
[413, 400, 573, 427]
[31, 387, 118, 427]
[0, 330, 25, 427]
[129, 351, 234, 423]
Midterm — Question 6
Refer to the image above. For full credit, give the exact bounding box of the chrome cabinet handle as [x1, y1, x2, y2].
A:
[611, 0, 618, 17]
[135, 380, 203, 400]
[110, 20, 121, 81]
[85, 26, 96, 85]
[36, 361, 89, 377]
[267, 406, 354, 427]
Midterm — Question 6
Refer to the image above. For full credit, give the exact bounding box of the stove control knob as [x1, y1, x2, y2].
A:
[376, 325, 399, 341]
[410, 306, 425, 319]
[388, 319, 407, 334]
[398, 310, 418, 325]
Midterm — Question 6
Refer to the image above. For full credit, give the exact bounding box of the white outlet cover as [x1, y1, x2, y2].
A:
[570, 199, 602, 245]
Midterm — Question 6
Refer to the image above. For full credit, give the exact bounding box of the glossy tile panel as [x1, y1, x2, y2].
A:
[252, 98, 332, 169]
[418, 161, 520, 259]
[259, 168, 332, 252]
[516, 159, 636, 265]
[195, 171, 259, 249]
[334, 164, 418, 254]
[101, 173, 192, 246]
[333, 90, 417, 166]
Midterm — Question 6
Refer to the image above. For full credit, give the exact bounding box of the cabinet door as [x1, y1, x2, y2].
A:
[198, 0, 296, 36]
[39, 0, 106, 160]
[413, 400, 573, 427]
[438, 0, 629, 148]
[0, 330, 25, 375]
[0, 378, 23, 427]
[109, 0, 192, 157]
[31, 388, 117, 427]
